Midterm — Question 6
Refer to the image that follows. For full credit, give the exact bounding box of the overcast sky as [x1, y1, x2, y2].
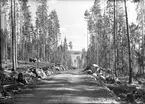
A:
[29, 0, 137, 51]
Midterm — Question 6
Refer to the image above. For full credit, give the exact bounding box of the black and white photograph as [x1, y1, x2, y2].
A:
[0, 0, 145, 104]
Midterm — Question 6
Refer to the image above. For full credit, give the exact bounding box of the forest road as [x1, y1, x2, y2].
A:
[13, 69, 120, 104]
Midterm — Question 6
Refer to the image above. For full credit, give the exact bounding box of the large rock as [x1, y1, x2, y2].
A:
[46, 70, 50, 76]
[46, 70, 53, 76]
[36, 68, 47, 79]
[60, 65, 65, 71]
[85, 70, 93, 74]
[24, 71, 36, 77]
[55, 66, 60, 71]
[29, 67, 40, 78]
[84, 65, 91, 71]
[106, 76, 115, 84]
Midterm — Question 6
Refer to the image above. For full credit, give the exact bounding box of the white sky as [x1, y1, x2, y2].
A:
[29, 0, 137, 51]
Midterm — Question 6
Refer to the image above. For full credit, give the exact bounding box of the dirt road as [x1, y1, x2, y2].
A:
[13, 69, 120, 104]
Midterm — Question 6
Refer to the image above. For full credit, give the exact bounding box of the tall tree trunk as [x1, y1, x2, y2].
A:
[121, 27, 124, 75]
[4, 11, 8, 61]
[142, 0, 144, 74]
[97, 29, 99, 65]
[22, 35, 25, 60]
[108, 7, 111, 68]
[41, 10, 45, 62]
[19, 4, 22, 60]
[109, 32, 111, 68]
[121, 42, 124, 75]
[124, 0, 132, 84]
[113, 0, 117, 76]
[25, 37, 28, 60]
[36, 30, 39, 60]
[55, 31, 58, 63]
[116, 2, 119, 76]
[86, 28, 89, 66]
[14, 0, 17, 68]
[94, 33, 97, 64]
[116, 11, 118, 76]
[10, 35, 12, 61]
[5, 35, 7, 60]
[11, 0, 16, 71]
[3, 13, 6, 61]
[0, 1, 3, 71]
[42, 43, 45, 61]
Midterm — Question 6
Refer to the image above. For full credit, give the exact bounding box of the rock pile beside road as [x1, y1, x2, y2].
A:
[0, 62, 71, 103]
[83, 64, 145, 103]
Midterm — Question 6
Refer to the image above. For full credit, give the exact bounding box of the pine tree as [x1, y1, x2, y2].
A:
[35, 0, 48, 61]
[0, 1, 2, 71]
[11, 0, 16, 71]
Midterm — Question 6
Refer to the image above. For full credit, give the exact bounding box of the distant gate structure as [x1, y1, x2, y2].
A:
[69, 51, 84, 68]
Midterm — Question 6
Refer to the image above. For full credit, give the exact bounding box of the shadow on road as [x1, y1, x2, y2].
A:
[11, 72, 119, 104]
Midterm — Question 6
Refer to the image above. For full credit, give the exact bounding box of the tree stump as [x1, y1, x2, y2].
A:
[17, 73, 26, 84]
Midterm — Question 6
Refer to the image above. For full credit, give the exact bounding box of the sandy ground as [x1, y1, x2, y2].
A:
[11, 69, 120, 104]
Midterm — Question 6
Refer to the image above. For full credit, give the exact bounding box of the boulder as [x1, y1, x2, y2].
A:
[106, 76, 115, 84]
[36, 68, 47, 79]
[24, 71, 35, 77]
[92, 73, 97, 77]
[84, 66, 91, 71]
[46, 70, 50, 76]
[92, 64, 99, 67]
[55, 66, 60, 71]
[29, 67, 39, 78]
[25, 77, 34, 84]
[61, 65, 65, 71]
[85, 70, 93, 74]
